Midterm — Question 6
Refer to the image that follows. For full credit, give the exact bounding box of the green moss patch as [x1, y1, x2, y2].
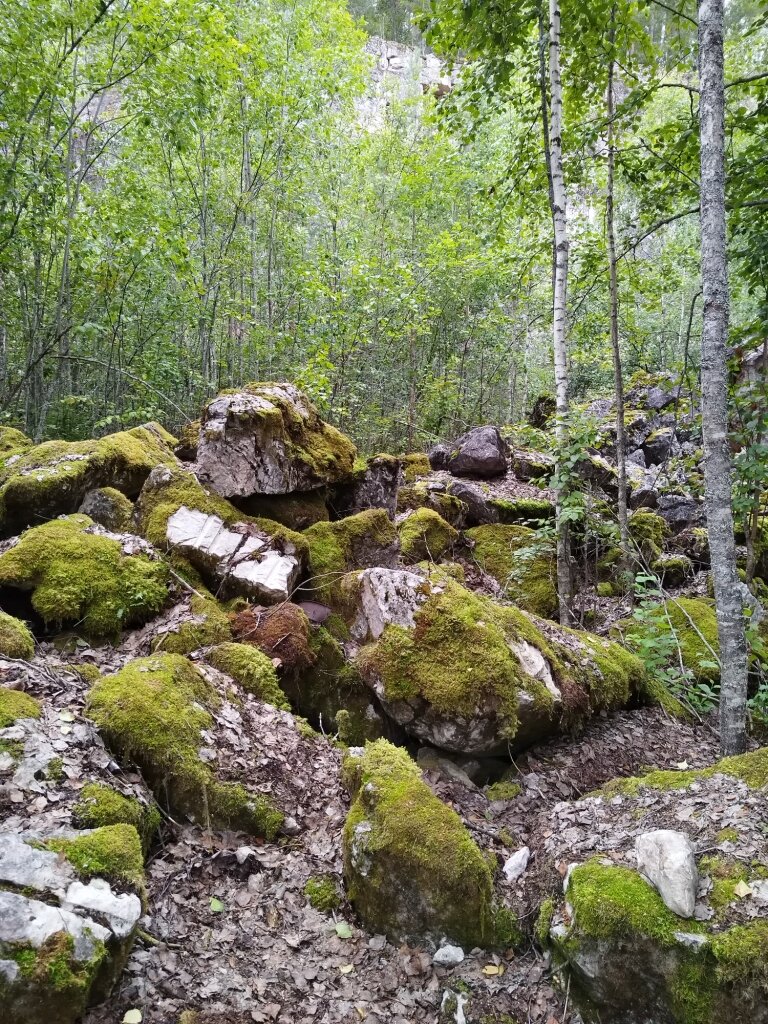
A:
[153, 590, 232, 655]
[568, 861, 682, 944]
[87, 654, 283, 837]
[466, 524, 558, 619]
[304, 510, 398, 601]
[628, 509, 668, 561]
[46, 824, 145, 892]
[398, 508, 458, 563]
[304, 874, 342, 912]
[601, 746, 768, 797]
[0, 515, 168, 639]
[0, 687, 41, 727]
[0, 609, 35, 659]
[343, 740, 498, 947]
[489, 497, 555, 525]
[206, 642, 289, 709]
[399, 453, 431, 482]
[396, 483, 467, 527]
[72, 783, 160, 851]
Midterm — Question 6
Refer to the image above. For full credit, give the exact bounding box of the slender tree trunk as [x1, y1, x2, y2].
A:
[698, 0, 748, 755]
[606, 9, 630, 562]
[548, 0, 573, 624]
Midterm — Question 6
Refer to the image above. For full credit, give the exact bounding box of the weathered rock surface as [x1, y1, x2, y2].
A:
[0, 834, 142, 1024]
[445, 478, 499, 525]
[194, 383, 356, 497]
[445, 425, 508, 478]
[635, 829, 698, 917]
[165, 505, 302, 603]
[330, 454, 402, 518]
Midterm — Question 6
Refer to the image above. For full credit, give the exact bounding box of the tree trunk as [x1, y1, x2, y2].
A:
[698, 0, 748, 756]
[548, 0, 573, 624]
[606, 10, 630, 564]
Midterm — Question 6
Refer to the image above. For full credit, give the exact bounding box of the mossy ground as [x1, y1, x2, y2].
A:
[489, 497, 555, 525]
[0, 515, 169, 639]
[600, 746, 768, 796]
[0, 609, 35, 659]
[466, 524, 558, 619]
[87, 653, 283, 837]
[343, 740, 498, 947]
[46, 823, 145, 893]
[398, 508, 458, 563]
[72, 783, 161, 852]
[0, 687, 41, 727]
[206, 641, 289, 709]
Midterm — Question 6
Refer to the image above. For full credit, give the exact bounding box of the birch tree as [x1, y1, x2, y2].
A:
[698, 0, 748, 755]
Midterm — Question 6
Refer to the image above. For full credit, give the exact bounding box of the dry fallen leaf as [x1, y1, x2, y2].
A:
[734, 880, 753, 899]
[339, 964, 354, 974]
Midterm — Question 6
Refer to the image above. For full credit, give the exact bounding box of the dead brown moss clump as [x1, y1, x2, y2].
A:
[230, 603, 316, 674]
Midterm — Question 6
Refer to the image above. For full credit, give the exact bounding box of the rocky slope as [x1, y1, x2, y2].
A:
[0, 379, 766, 1024]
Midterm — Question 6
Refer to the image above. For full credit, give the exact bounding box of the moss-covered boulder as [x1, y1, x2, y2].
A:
[0, 831, 143, 1024]
[466, 524, 558, 619]
[86, 653, 283, 837]
[194, 382, 356, 498]
[0, 611, 35, 659]
[512, 449, 554, 482]
[0, 687, 40, 728]
[342, 741, 497, 946]
[303, 510, 399, 602]
[72, 783, 160, 853]
[351, 568, 645, 756]
[150, 588, 232, 656]
[136, 465, 307, 604]
[396, 481, 468, 528]
[652, 553, 694, 587]
[0, 423, 177, 536]
[489, 496, 555, 525]
[616, 596, 720, 684]
[0, 516, 168, 639]
[398, 508, 458, 563]
[77, 487, 134, 532]
[399, 453, 431, 483]
[629, 508, 668, 562]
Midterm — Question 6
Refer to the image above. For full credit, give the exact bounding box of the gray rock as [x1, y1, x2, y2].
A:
[445, 479, 499, 526]
[433, 943, 465, 967]
[428, 443, 451, 471]
[78, 488, 133, 531]
[512, 449, 555, 483]
[657, 494, 704, 533]
[330, 455, 402, 518]
[350, 567, 432, 643]
[503, 846, 530, 883]
[635, 829, 698, 918]
[642, 427, 674, 466]
[645, 386, 677, 411]
[446, 425, 508, 478]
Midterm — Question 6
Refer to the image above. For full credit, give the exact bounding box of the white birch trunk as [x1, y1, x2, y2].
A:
[549, 0, 573, 623]
[698, 0, 748, 755]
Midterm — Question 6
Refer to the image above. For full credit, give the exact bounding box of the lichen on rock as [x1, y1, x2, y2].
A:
[0, 515, 169, 639]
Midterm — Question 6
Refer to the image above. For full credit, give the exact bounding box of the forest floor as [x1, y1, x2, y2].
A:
[80, 702, 720, 1024]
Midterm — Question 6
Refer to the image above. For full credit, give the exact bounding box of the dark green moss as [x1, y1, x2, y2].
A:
[304, 874, 342, 912]
[398, 508, 458, 563]
[304, 509, 398, 601]
[466, 524, 558, 619]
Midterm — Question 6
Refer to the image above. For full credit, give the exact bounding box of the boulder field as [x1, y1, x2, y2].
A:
[0, 379, 766, 1024]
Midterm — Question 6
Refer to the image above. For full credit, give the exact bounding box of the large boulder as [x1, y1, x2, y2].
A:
[445, 425, 508, 478]
[398, 508, 458, 563]
[542, 748, 768, 1024]
[193, 383, 356, 498]
[303, 510, 399, 602]
[0, 423, 177, 537]
[0, 516, 168, 640]
[347, 567, 647, 756]
[657, 493, 705, 533]
[445, 478, 499, 526]
[342, 740, 500, 947]
[397, 480, 468, 529]
[0, 832, 143, 1024]
[512, 449, 555, 483]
